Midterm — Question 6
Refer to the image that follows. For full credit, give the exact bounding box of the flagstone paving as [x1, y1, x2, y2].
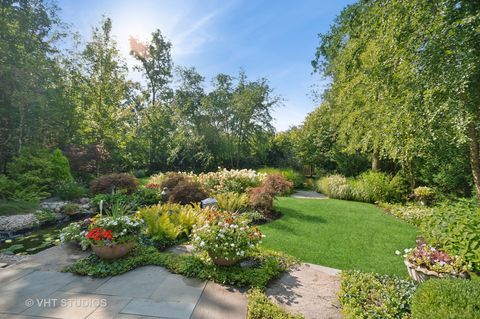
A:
[0, 245, 342, 319]
[0, 247, 247, 319]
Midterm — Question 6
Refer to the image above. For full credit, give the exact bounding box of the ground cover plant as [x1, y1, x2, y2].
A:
[420, 199, 480, 272]
[63, 245, 296, 288]
[247, 288, 304, 319]
[260, 197, 418, 275]
[338, 270, 417, 319]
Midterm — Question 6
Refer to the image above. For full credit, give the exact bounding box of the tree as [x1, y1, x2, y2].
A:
[66, 17, 135, 172]
[312, 0, 479, 194]
[0, 0, 72, 171]
[129, 29, 173, 105]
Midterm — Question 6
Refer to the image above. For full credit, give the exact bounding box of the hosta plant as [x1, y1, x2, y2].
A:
[191, 210, 264, 265]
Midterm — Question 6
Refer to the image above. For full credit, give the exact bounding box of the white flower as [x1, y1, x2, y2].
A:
[200, 241, 205, 247]
[395, 250, 401, 255]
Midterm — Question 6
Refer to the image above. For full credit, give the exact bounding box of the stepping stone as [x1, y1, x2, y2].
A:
[266, 264, 342, 319]
[191, 282, 247, 319]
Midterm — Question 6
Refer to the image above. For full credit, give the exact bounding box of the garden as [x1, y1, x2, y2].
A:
[2, 0, 480, 318]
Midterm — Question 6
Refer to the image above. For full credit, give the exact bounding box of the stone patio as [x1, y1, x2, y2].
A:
[0, 245, 342, 319]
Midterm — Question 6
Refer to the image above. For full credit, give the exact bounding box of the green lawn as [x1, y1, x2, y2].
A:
[260, 197, 418, 276]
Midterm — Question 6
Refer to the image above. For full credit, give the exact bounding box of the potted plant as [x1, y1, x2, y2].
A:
[60, 218, 92, 250]
[399, 243, 470, 283]
[85, 215, 142, 260]
[191, 211, 264, 266]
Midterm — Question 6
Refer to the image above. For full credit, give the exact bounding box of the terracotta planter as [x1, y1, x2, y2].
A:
[208, 252, 240, 266]
[92, 241, 135, 260]
[404, 259, 469, 283]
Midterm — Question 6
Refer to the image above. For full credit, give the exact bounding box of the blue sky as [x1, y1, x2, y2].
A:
[57, 0, 355, 131]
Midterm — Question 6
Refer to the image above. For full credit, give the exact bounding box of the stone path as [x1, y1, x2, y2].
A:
[0, 245, 342, 319]
[291, 191, 327, 199]
[267, 264, 342, 319]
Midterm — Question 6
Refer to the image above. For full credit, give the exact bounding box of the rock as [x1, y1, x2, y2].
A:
[40, 200, 69, 213]
[78, 197, 91, 205]
[240, 259, 260, 268]
[0, 214, 39, 232]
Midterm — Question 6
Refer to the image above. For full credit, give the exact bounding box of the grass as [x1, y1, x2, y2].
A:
[260, 197, 418, 276]
[0, 200, 39, 216]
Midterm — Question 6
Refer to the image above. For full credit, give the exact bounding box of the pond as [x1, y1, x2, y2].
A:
[0, 222, 68, 255]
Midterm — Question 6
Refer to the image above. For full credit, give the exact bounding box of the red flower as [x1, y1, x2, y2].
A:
[103, 229, 113, 240]
[86, 227, 114, 241]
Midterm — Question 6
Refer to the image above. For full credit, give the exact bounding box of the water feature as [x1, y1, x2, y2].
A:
[0, 221, 70, 255]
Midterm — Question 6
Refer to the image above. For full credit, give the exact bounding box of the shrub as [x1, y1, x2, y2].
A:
[247, 288, 304, 319]
[147, 173, 167, 186]
[133, 188, 162, 206]
[137, 203, 204, 248]
[35, 209, 56, 224]
[7, 147, 73, 197]
[92, 192, 137, 213]
[262, 173, 294, 196]
[168, 180, 208, 205]
[55, 181, 87, 200]
[316, 174, 351, 200]
[351, 171, 394, 203]
[338, 270, 417, 319]
[64, 245, 296, 288]
[90, 173, 139, 194]
[378, 202, 433, 226]
[215, 192, 249, 213]
[389, 172, 411, 202]
[161, 172, 189, 190]
[411, 279, 480, 319]
[257, 168, 303, 189]
[421, 199, 480, 271]
[62, 203, 82, 216]
[192, 211, 264, 261]
[0, 175, 17, 200]
[191, 169, 265, 194]
[249, 174, 292, 214]
[131, 168, 147, 178]
[413, 187, 435, 206]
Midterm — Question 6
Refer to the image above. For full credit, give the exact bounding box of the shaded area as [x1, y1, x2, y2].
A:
[267, 263, 342, 319]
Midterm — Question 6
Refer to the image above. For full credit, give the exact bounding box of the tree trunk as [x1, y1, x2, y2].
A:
[371, 152, 379, 171]
[468, 124, 480, 200]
